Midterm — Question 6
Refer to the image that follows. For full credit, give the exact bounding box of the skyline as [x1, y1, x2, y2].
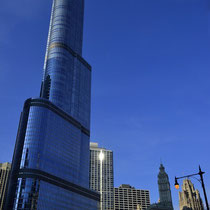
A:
[0, 0, 209, 209]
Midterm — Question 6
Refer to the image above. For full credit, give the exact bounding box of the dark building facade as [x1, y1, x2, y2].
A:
[158, 164, 173, 209]
[147, 164, 173, 210]
[5, 0, 99, 209]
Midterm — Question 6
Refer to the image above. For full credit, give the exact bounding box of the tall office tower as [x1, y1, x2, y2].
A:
[146, 164, 173, 210]
[158, 164, 173, 209]
[90, 142, 114, 210]
[114, 184, 150, 210]
[179, 179, 204, 210]
[5, 0, 99, 209]
[0, 162, 11, 209]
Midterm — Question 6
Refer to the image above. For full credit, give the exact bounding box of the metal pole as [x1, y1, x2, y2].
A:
[198, 166, 209, 210]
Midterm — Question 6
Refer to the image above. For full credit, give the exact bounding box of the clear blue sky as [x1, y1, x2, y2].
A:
[0, 0, 209, 209]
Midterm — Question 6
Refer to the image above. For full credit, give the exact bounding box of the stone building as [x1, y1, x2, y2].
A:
[147, 164, 173, 210]
[179, 179, 204, 210]
[0, 162, 11, 209]
[158, 164, 173, 209]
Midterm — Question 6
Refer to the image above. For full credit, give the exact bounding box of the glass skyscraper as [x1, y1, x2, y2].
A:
[5, 0, 99, 209]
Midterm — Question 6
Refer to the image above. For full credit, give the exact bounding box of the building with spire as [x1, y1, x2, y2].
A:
[147, 164, 173, 210]
[158, 164, 173, 209]
[5, 0, 99, 209]
[179, 179, 204, 210]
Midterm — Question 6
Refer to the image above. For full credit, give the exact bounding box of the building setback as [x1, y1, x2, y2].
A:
[179, 179, 204, 210]
[90, 142, 114, 210]
[5, 0, 99, 209]
[114, 184, 150, 210]
[0, 162, 11, 209]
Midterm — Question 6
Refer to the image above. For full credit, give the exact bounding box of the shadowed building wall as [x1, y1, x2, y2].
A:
[158, 164, 173, 209]
[146, 164, 173, 210]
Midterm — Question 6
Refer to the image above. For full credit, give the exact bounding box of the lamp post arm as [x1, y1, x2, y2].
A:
[191, 176, 202, 184]
[176, 173, 200, 180]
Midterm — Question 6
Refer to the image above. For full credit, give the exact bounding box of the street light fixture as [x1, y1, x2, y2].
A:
[174, 177, 179, 190]
[174, 166, 209, 210]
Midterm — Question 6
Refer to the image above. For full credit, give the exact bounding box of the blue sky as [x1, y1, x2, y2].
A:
[0, 0, 209, 209]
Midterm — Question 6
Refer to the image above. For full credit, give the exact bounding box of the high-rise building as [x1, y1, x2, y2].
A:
[158, 164, 173, 209]
[179, 179, 204, 210]
[5, 0, 99, 209]
[0, 162, 11, 209]
[90, 142, 114, 210]
[114, 184, 150, 210]
[147, 164, 173, 210]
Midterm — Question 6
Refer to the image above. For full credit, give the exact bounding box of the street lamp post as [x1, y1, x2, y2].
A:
[174, 166, 209, 210]
[99, 150, 104, 210]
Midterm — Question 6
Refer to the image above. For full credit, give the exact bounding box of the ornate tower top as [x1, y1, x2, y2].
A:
[158, 164, 173, 209]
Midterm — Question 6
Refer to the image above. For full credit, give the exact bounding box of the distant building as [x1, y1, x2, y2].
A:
[158, 164, 173, 209]
[0, 162, 11, 209]
[114, 184, 150, 210]
[147, 164, 173, 210]
[90, 142, 114, 210]
[179, 179, 204, 210]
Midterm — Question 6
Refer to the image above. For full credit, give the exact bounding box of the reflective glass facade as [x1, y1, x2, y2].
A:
[14, 178, 97, 210]
[6, 0, 99, 209]
[41, 50, 91, 129]
[20, 102, 89, 187]
[40, 0, 91, 128]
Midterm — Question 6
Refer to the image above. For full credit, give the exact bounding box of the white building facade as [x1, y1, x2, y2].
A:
[90, 142, 114, 210]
